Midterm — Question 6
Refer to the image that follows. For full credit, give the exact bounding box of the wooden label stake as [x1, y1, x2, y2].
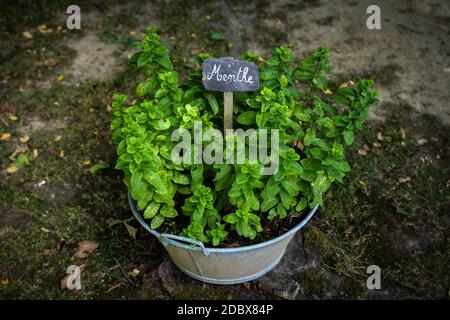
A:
[224, 91, 233, 132]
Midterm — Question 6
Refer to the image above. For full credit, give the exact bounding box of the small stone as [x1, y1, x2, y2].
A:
[257, 275, 299, 300]
[158, 257, 180, 296]
[255, 234, 321, 299]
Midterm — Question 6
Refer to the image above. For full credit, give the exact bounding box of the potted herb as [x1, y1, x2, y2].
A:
[111, 27, 378, 284]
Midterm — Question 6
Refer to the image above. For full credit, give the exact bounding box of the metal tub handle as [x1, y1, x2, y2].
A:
[128, 192, 209, 255]
[160, 233, 210, 256]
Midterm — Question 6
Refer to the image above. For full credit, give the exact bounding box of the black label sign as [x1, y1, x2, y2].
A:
[202, 58, 260, 92]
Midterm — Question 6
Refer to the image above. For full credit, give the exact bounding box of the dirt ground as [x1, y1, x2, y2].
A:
[0, 0, 448, 299]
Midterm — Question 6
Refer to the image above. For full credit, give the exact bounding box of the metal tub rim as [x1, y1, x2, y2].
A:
[128, 191, 319, 256]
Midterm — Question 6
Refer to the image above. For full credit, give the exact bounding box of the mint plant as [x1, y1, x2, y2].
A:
[111, 26, 378, 246]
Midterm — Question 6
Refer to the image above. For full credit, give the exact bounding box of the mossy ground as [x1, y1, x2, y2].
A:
[0, 0, 448, 299]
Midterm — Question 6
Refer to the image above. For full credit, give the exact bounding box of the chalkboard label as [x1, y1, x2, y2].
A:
[202, 58, 260, 92]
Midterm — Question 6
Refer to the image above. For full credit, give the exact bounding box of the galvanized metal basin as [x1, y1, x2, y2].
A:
[129, 192, 319, 285]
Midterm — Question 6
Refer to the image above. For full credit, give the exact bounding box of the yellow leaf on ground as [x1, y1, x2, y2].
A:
[0, 133, 11, 141]
[8, 115, 18, 121]
[22, 31, 33, 39]
[42, 58, 58, 67]
[38, 24, 53, 34]
[59, 150, 64, 158]
[32, 149, 39, 158]
[6, 166, 18, 174]
[339, 80, 355, 88]
[19, 135, 30, 143]
[74, 241, 99, 258]
[0, 278, 9, 286]
[323, 88, 333, 95]
[57, 75, 64, 81]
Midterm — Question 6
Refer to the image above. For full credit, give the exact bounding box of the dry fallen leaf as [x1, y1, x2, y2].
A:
[59, 150, 65, 158]
[74, 241, 98, 258]
[399, 177, 411, 183]
[105, 283, 121, 293]
[190, 48, 202, 56]
[38, 24, 53, 34]
[1, 278, 9, 286]
[22, 31, 33, 39]
[8, 115, 18, 121]
[19, 135, 30, 143]
[358, 180, 367, 187]
[42, 58, 58, 67]
[399, 128, 406, 140]
[376, 132, 384, 141]
[56, 26, 64, 33]
[293, 140, 304, 151]
[0, 133, 11, 141]
[11, 145, 28, 157]
[32, 149, 39, 158]
[54, 134, 62, 141]
[339, 80, 355, 88]
[357, 148, 367, 156]
[344, 227, 352, 239]
[243, 282, 251, 289]
[57, 75, 64, 81]
[417, 138, 428, 145]
[6, 166, 18, 174]
[124, 222, 137, 239]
